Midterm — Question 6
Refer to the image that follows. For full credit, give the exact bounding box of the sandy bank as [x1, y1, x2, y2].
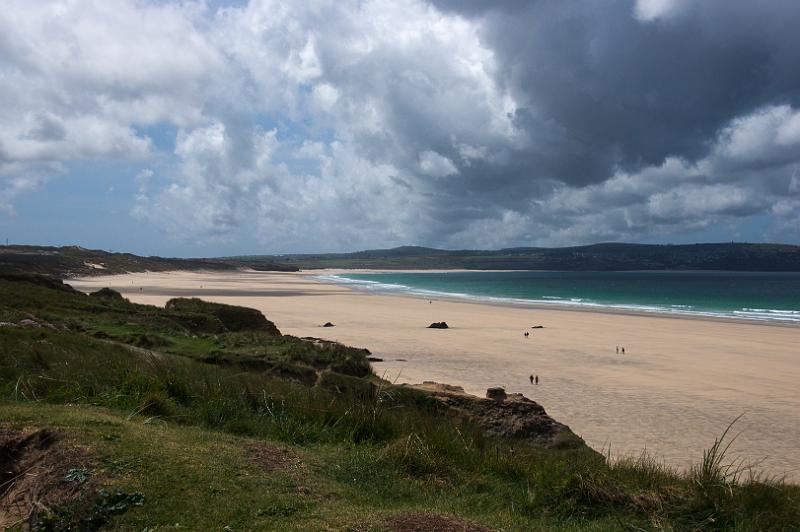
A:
[70, 270, 800, 480]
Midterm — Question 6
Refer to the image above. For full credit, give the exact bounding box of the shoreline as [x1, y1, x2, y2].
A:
[308, 269, 800, 328]
[68, 269, 800, 480]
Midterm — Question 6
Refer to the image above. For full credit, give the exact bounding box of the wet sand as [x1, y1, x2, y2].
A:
[70, 270, 800, 480]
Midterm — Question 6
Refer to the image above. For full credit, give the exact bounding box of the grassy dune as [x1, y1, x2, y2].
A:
[1, 275, 797, 530]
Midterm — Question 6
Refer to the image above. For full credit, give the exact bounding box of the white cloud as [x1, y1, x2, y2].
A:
[311, 83, 340, 112]
[516, 105, 800, 245]
[789, 169, 800, 194]
[122, 0, 516, 248]
[714, 105, 800, 168]
[454, 140, 488, 164]
[419, 150, 458, 178]
[776, 110, 800, 146]
[647, 184, 753, 220]
[633, 0, 691, 22]
[282, 36, 323, 83]
[0, 175, 42, 216]
[0, 0, 219, 180]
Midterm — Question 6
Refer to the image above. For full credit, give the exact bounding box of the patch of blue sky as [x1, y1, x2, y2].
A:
[3, 160, 160, 254]
[65, 160, 263, 256]
[133, 123, 178, 153]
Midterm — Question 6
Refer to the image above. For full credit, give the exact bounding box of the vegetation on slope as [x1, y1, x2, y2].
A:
[1, 275, 798, 530]
[4, 242, 799, 278]
[0, 245, 297, 278]
[238, 243, 800, 271]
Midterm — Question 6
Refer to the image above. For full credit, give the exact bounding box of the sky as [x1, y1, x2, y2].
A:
[1, 0, 799, 257]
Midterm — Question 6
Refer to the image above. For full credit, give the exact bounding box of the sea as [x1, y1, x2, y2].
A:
[319, 270, 800, 323]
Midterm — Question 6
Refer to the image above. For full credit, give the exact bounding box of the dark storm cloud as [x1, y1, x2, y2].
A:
[432, 0, 800, 186]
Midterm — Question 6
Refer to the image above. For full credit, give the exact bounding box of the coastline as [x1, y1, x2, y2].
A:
[308, 268, 800, 328]
[69, 269, 800, 480]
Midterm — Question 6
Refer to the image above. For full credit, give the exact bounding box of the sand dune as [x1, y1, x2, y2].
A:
[70, 270, 800, 480]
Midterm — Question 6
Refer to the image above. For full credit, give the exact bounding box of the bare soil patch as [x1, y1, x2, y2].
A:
[0, 428, 95, 529]
[384, 513, 492, 532]
[247, 442, 300, 472]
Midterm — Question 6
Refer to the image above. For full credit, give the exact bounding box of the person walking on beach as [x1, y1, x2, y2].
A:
[529, 374, 534, 384]
[616, 346, 619, 354]
[621, 347, 625, 354]
[535, 375, 539, 385]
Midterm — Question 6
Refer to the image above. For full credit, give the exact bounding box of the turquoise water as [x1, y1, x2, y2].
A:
[322, 271, 800, 323]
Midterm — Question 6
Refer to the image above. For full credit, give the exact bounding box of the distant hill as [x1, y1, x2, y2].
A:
[0, 245, 297, 278]
[4, 242, 799, 276]
[232, 243, 800, 271]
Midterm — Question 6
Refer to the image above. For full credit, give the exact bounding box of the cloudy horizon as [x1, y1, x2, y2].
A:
[1, 0, 799, 257]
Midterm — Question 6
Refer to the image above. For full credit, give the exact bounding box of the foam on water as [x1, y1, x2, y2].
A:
[316, 273, 800, 323]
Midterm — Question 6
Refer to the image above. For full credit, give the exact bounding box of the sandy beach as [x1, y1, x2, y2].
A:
[70, 269, 800, 480]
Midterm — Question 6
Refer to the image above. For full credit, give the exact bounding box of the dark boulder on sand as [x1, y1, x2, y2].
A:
[322, 322, 335, 327]
[428, 321, 449, 329]
[486, 387, 507, 401]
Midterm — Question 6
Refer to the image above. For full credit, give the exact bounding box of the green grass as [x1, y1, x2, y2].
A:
[0, 402, 633, 531]
[0, 276, 371, 380]
[1, 275, 798, 530]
